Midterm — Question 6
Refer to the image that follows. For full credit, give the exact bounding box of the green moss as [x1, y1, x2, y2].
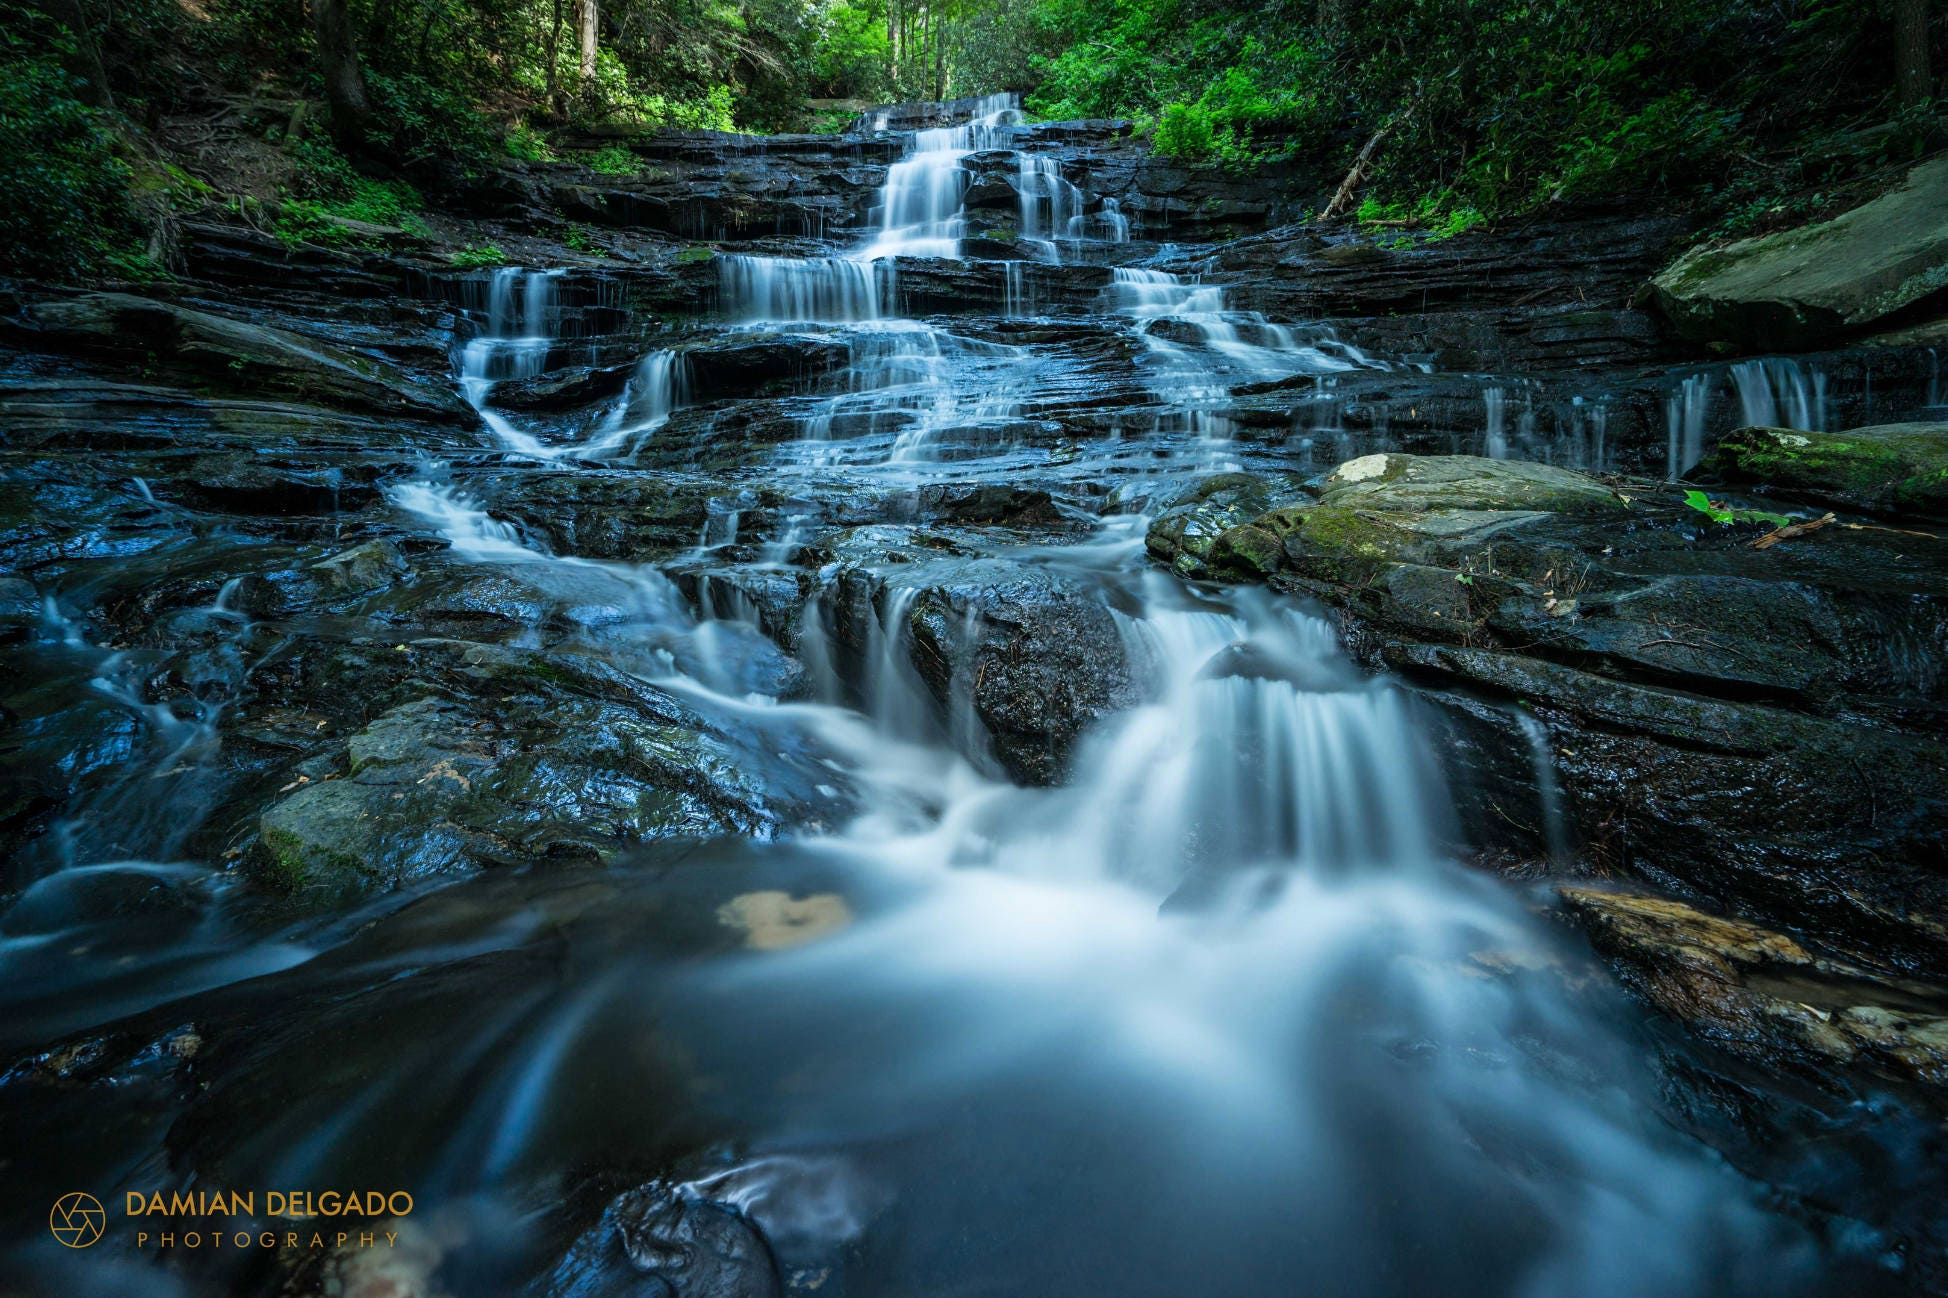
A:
[1212, 524, 1283, 576]
[1292, 506, 1398, 560]
[674, 244, 716, 265]
[256, 826, 313, 892]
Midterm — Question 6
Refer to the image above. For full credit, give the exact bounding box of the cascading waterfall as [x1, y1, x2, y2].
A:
[1107, 267, 1374, 448]
[1732, 356, 1827, 432]
[459, 266, 688, 460]
[858, 92, 1020, 261]
[458, 267, 563, 453]
[719, 254, 884, 325]
[1665, 371, 1714, 477]
[1018, 152, 1085, 260]
[1070, 196, 1130, 243]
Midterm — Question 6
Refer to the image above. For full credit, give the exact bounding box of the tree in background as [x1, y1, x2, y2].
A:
[1895, 0, 1934, 109]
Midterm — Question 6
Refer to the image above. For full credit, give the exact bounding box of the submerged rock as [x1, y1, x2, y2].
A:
[1649, 156, 1948, 348]
[545, 1180, 782, 1298]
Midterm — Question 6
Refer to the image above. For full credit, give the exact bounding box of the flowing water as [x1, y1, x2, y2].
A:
[1, 96, 1915, 1298]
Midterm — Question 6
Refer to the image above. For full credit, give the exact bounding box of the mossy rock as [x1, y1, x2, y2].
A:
[1317, 453, 1629, 516]
[1649, 156, 1948, 348]
[1143, 473, 1285, 579]
[1209, 524, 1283, 577]
[1695, 422, 1948, 522]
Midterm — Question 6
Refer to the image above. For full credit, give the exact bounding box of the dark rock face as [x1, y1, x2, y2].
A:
[902, 560, 1144, 785]
[6, 291, 471, 421]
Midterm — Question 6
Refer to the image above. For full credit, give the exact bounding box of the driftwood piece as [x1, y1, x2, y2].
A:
[1322, 91, 1423, 221]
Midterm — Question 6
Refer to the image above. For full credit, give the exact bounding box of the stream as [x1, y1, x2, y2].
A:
[1, 94, 1933, 1298]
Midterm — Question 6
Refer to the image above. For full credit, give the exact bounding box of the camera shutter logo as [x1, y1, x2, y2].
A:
[51, 1193, 106, 1248]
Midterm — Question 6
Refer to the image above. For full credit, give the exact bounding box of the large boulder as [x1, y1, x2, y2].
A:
[1692, 421, 1948, 522]
[1649, 157, 1948, 348]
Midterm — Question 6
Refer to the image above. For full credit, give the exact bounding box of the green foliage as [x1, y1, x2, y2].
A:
[505, 123, 555, 162]
[1022, 0, 1929, 224]
[584, 144, 643, 175]
[449, 243, 511, 268]
[1681, 489, 1793, 527]
[0, 26, 142, 281]
[271, 131, 423, 246]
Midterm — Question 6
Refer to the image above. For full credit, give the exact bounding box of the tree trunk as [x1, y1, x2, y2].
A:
[309, 0, 373, 142]
[1894, 0, 1933, 110]
[546, 0, 565, 115]
[46, 0, 116, 111]
[579, 0, 598, 82]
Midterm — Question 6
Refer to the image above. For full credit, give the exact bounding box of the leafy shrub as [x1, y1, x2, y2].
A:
[584, 145, 641, 176]
[0, 41, 140, 280]
[273, 131, 422, 246]
[505, 122, 554, 162]
[449, 243, 511, 268]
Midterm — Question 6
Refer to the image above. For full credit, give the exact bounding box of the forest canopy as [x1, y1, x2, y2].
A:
[1, 0, 1938, 278]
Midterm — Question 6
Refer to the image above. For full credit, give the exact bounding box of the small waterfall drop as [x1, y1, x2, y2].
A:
[1665, 371, 1714, 477]
[1732, 356, 1827, 432]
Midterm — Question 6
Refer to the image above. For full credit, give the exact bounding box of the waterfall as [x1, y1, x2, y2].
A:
[1070, 196, 1130, 244]
[1483, 387, 1508, 459]
[1018, 152, 1084, 260]
[579, 349, 688, 459]
[719, 254, 884, 324]
[457, 267, 562, 413]
[454, 267, 686, 460]
[1664, 371, 1713, 478]
[1732, 356, 1827, 432]
[859, 92, 1021, 261]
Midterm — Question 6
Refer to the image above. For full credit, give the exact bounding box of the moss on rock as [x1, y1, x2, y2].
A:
[1696, 422, 1948, 521]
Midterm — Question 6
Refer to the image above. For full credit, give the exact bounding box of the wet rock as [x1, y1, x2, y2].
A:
[312, 538, 410, 592]
[9, 292, 471, 421]
[168, 453, 387, 515]
[908, 483, 1062, 527]
[899, 560, 1143, 784]
[1182, 452, 1948, 970]
[1650, 157, 1948, 348]
[1692, 421, 1948, 522]
[0, 575, 37, 644]
[489, 362, 637, 412]
[1560, 886, 1948, 1089]
[545, 1180, 782, 1298]
[1143, 473, 1291, 580]
[683, 334, 850, 399]
[249, 661, 796, 899]
[496, 471, 717, 561]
